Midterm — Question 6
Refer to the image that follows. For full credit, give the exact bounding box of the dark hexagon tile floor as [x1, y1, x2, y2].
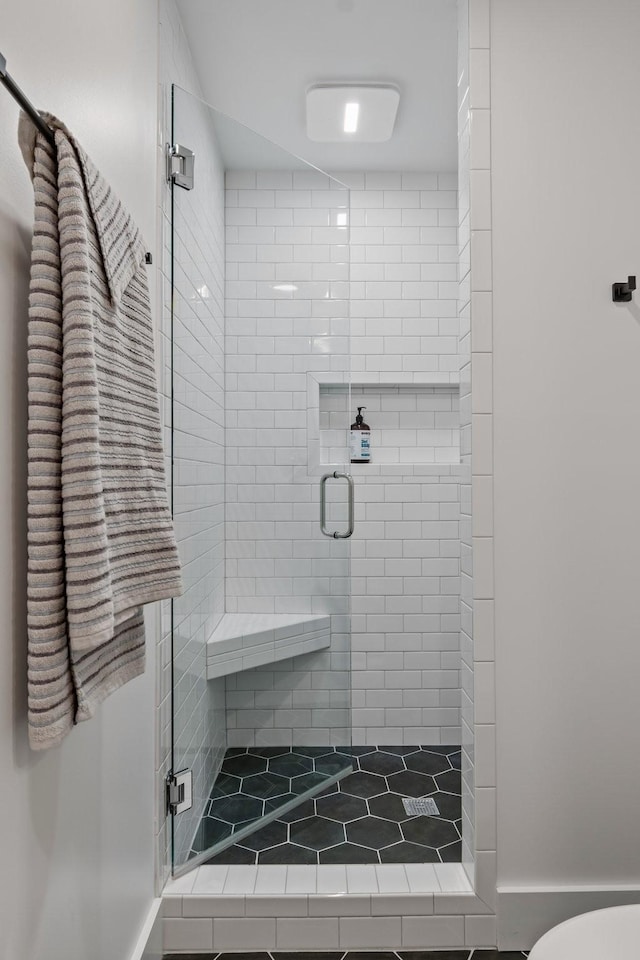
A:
[191, 746, 354, 858]
[199, 746, 462, 865]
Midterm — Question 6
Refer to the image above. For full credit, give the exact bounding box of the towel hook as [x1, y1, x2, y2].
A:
[612, 275, 636, 302]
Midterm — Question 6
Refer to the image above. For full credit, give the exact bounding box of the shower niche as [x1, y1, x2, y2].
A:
[310, 376, 460, 469]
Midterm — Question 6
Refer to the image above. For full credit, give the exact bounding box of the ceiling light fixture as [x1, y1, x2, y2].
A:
[306, 84, 400, 143]
[343, 102, 360, 133]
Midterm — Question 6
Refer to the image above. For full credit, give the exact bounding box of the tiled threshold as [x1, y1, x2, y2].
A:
[166, 863, 472, 903]
[163, 952, 528, 960]
[162, 863, 500, 953]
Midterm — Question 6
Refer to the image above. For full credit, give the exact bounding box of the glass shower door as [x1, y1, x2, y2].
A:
[169, 85, 352, 873]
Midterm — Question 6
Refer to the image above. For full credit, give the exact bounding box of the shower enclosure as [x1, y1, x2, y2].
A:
[169, 85, 354, 871]
[167, 84, 463, 877]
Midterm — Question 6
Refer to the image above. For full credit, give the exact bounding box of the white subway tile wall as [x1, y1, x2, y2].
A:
[458, 0, 498, 912]
[466, 0, 497, 910]
[349, 176, 459, 380]
[458, 0, 475, 865]
[225, 167, 352, 748]
[159, 0, 227, 870]
[458, 0, 475, 874]
[225, 172, 461, 745]
[350, 458, 461, 745]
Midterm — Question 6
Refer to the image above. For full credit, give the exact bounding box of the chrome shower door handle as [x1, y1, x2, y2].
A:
[320, 471, 354, 539]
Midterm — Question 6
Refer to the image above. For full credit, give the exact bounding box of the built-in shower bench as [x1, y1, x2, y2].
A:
[206, 613, 330, 679]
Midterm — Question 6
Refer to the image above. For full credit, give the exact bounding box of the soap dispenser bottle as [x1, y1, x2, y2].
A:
[350, 406, 371, 464]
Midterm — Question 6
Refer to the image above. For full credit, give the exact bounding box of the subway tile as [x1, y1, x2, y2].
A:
[218, 172, 471, 752]
[475, 724, 497, 788]
[470, 170, 491, 230]
[339, 915, 402, 949]
[238, 189, 276, 207]
[223, 866, 258, 895]
[472, 413, 493, 475]
[345, 865, 379, 894]
[163, 918, 213, 952]
[475, 850, 497, 911]
[365, 171, 402, 189]
[475, 787, 497, 851]
[212, 918, 276, 951]
[226, 170, 257, 189]
[465, 912, 497, 947]
[309, 894, 371, 917]
[350, 190, 384, 208]
[472, 476, 493, 538]
[330, 171, 365, 189]
[401, 915, 465, 949]
[403, 863, 441, 893]
[365, 208, 402, 226]
[385, 190, 420, 208]
[247, 896, 308, 917]
[473, 599, 495, 661]
[471, 290, 492, 351]
[162, 895, 182, 918]
[276, 917, 340, 949]
[471, 353, 493, 414]
[257, 171, 293, 189]
[182, 895, 245, 918]
[371, 894, 434, 916]
[402, 172, 439, 190]
[470, 230, 492, 291]
[315, 864, 347, 895]
[436, 862, 474, 893]
[472, 537, 494, 600]
[294, 170, 333, 189]
[469, 48, 491, 110]
[469, 0, 491, 48]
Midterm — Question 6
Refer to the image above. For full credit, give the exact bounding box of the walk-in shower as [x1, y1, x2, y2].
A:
[167, 83, 463, 876]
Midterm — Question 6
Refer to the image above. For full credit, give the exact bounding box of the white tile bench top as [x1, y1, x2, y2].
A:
[206, 613, 331, 680]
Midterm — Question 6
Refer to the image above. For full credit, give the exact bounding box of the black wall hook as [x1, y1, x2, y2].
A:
[612, 275, 636, 302]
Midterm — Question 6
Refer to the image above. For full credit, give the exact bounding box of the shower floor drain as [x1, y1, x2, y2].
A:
[403, 797, 440, 817]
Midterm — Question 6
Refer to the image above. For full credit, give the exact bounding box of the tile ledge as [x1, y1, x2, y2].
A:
[165, 862, 473, 899]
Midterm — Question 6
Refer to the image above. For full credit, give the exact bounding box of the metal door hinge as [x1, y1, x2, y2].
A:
[166, 769, 193, 815]
[167, 143, 195, 190]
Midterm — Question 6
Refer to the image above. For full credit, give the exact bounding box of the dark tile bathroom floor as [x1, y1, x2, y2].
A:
[198, 745, 462, 865]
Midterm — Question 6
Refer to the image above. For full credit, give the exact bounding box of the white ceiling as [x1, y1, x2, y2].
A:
[175, 0, 459, 173]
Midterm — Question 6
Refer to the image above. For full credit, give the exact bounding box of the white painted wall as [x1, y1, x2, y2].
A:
[492, 0, 640, 942]
[0, 2, 159, 959]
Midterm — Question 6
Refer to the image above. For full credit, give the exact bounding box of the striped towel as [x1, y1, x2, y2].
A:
[19, 113, 182, 750]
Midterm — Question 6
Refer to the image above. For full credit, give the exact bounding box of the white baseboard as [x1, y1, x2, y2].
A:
[497, 884, 640, 951]
[129, 898, 163, 960]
